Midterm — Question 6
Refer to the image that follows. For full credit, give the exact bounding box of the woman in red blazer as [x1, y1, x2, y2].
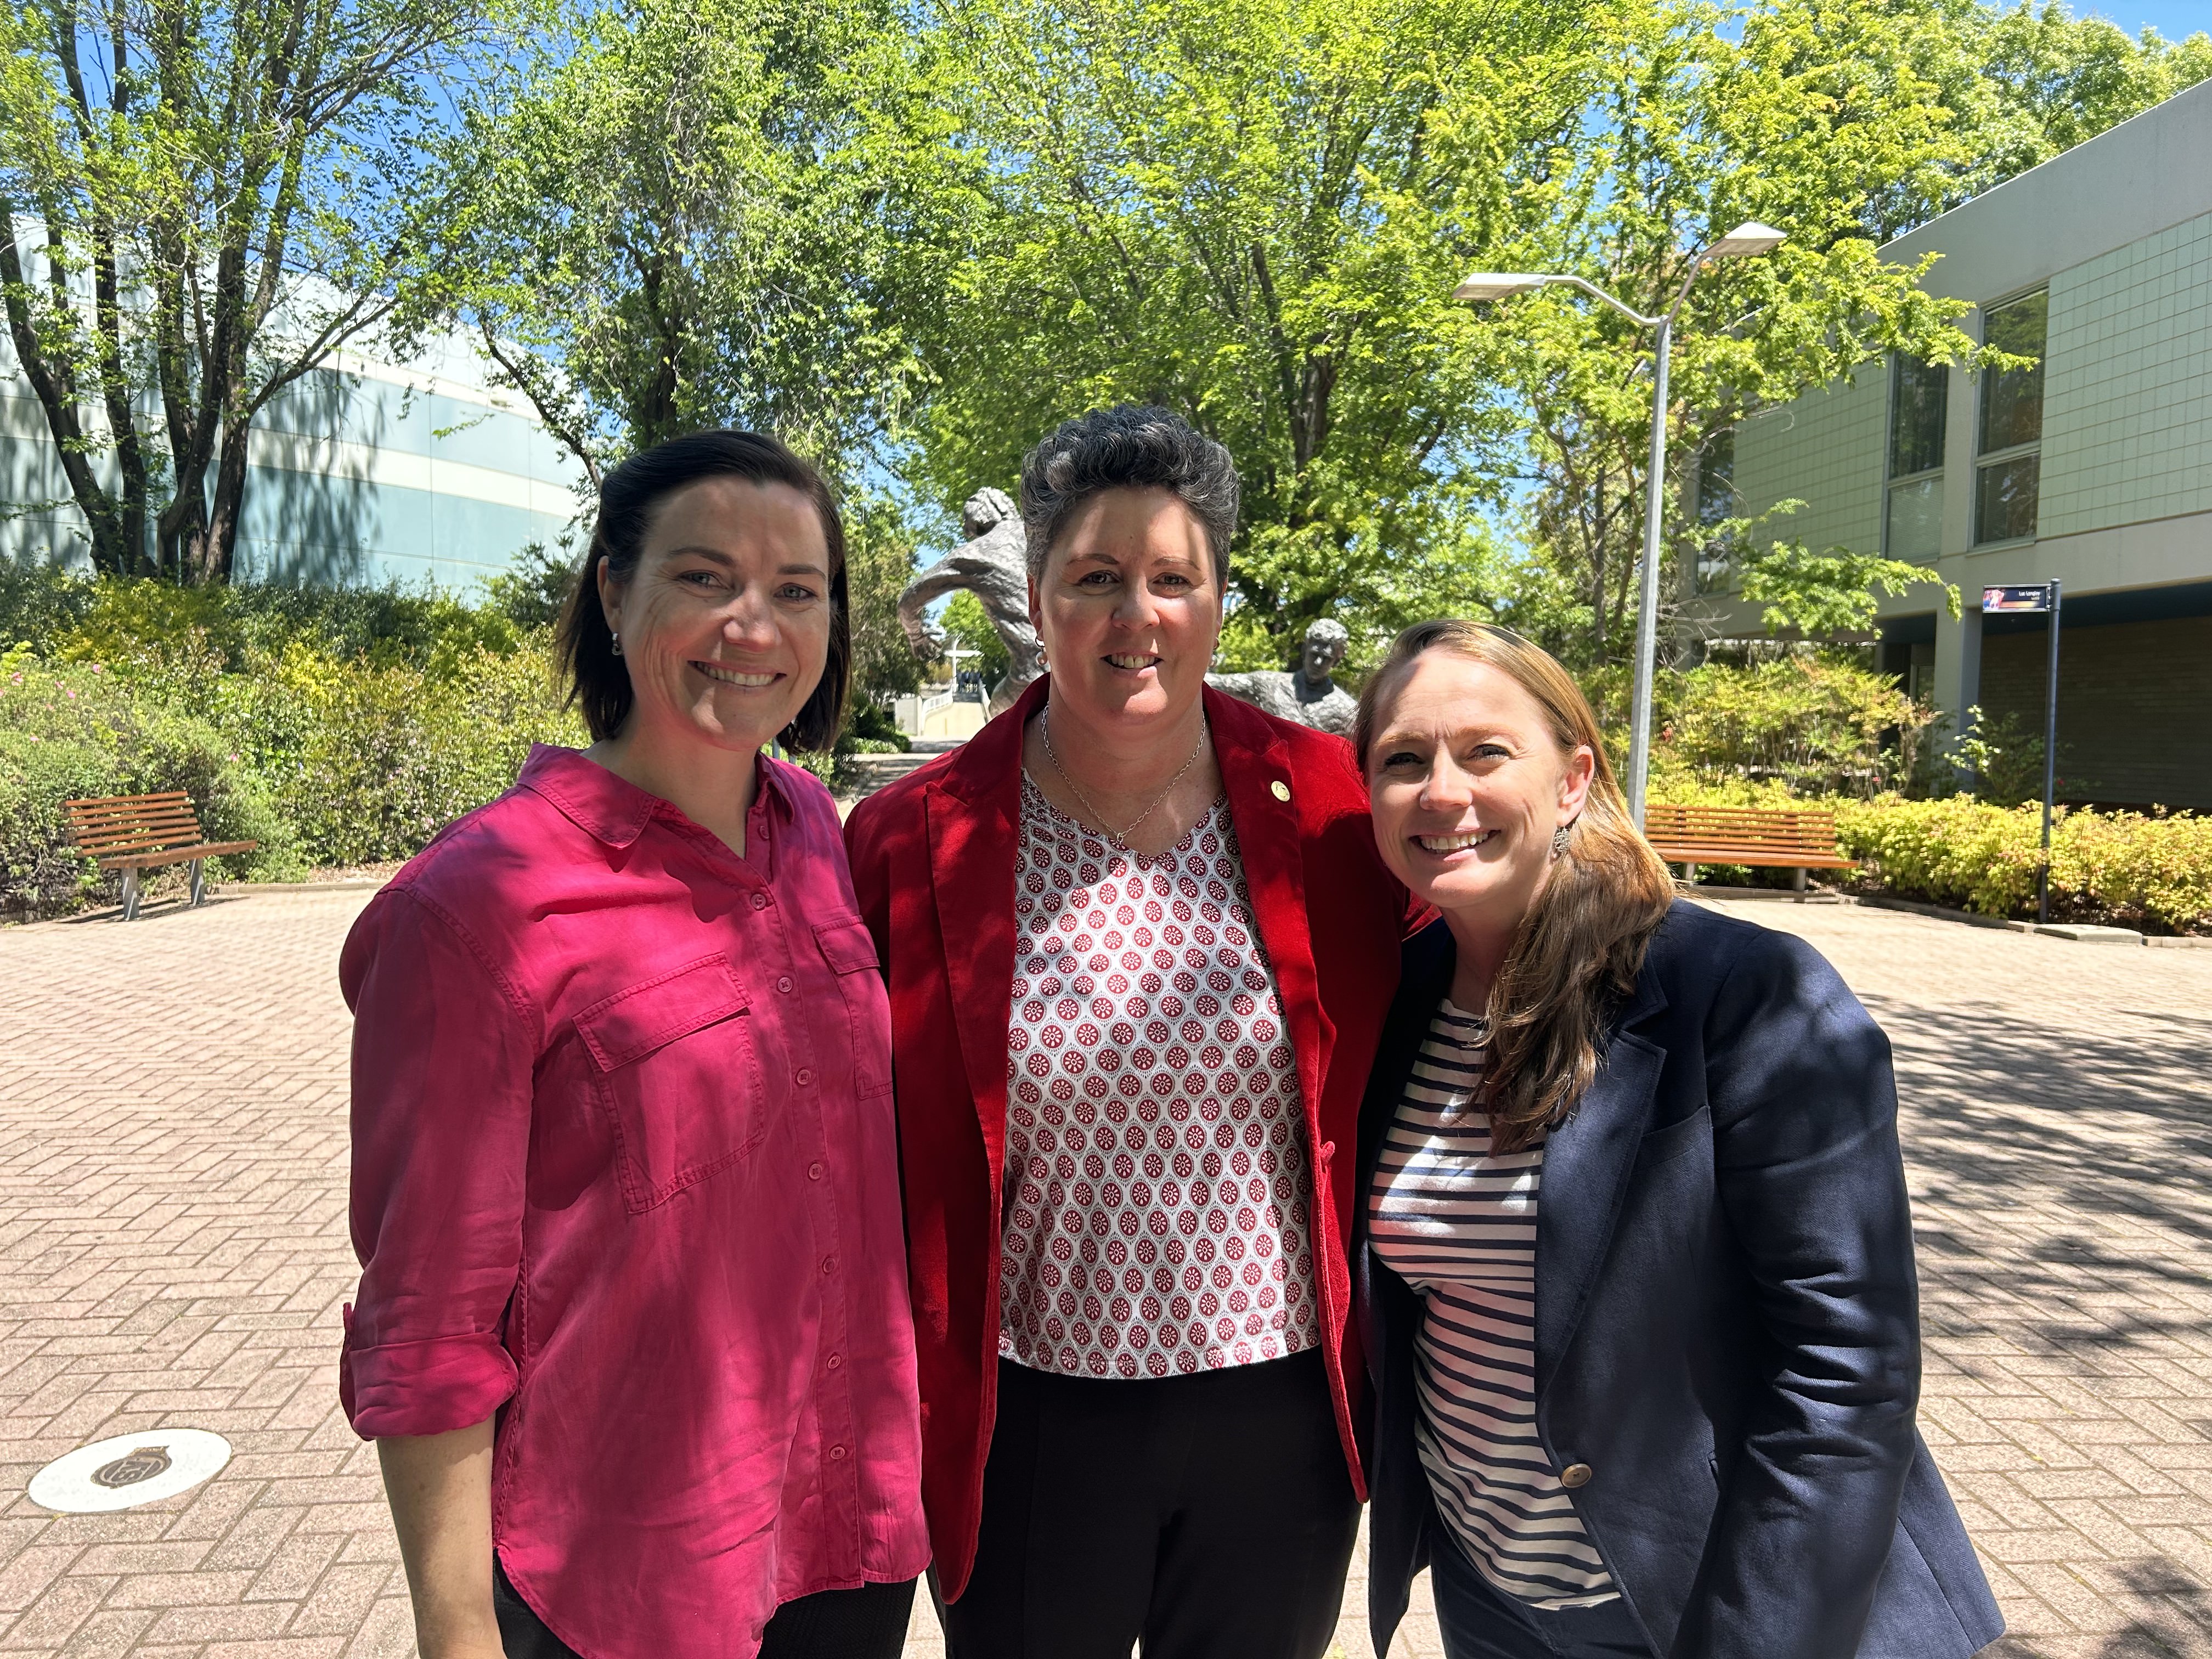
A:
[845, 406, 1408, 1658]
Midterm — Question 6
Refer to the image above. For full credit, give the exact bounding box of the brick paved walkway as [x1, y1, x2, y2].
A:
[0, 889, 2204, 1658]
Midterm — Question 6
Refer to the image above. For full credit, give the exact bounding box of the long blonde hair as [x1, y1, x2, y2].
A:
[1354, 621, 1675, 1153]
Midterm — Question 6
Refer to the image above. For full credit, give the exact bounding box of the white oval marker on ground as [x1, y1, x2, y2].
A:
[27, 1429, 232, 1514]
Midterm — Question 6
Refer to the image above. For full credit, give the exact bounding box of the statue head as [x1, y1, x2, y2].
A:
[962, 486, 1017, 539]
[1301, 618, 1350, 685]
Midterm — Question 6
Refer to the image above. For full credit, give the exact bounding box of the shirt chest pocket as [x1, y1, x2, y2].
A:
[575, 956, 768, 1214]
[815, 917, 892, 1101]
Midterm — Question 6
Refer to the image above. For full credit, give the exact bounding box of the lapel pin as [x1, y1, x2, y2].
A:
[1271, 780, 1291, 802]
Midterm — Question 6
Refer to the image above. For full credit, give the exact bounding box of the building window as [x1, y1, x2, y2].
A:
[1886, 353, 1946, 560]
[1694, 427, 1734, 593]
[1974, 290, 2045, 545]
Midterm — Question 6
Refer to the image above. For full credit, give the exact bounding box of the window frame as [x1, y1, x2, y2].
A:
[1972, 286, 2048, 548]
[1882, 351, 1948, 561]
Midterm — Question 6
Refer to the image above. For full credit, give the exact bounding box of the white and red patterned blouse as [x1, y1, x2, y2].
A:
[998, 773, 1321, 1380]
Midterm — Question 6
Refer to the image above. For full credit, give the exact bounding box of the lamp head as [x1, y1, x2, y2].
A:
[1705, 221, 1787, 259]
[1452, 272, 1550, 303]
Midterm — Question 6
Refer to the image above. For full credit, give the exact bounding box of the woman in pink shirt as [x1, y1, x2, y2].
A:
[340, 431, 928, 1659]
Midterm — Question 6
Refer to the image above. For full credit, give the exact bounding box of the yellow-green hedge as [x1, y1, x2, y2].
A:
[1831, 797, 2212, 934]
[1651, 786, 2212, 934]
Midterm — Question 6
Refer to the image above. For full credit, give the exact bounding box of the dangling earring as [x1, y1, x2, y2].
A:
[1037, 647, 1050, 673]
[1551, 821, 1572, 860]
[610, 631, 623, 657]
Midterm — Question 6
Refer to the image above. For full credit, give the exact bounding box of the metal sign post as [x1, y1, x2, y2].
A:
[1983, 582, 2063, 923]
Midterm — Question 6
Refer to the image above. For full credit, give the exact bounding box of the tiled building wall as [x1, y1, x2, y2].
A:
[2040, 210, 2212, 538]
[1731, 372, 1887, 556]
[1977, 615, 2212, 810]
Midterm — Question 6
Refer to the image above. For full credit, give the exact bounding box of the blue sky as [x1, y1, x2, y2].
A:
[2081, 0, 2212, 36]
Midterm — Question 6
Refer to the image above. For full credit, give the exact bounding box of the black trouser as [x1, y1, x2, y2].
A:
[494, 1558, 916, 1659]
[942, 1350, 1361, 1659]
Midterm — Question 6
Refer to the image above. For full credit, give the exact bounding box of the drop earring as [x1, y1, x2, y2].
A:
[1038, 647, 1051, 672]
[1551, 821, 1572, 859]
[610, 631, 623, 657]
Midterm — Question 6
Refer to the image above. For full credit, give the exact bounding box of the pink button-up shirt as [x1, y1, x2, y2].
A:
[340, 745, 927, 1658]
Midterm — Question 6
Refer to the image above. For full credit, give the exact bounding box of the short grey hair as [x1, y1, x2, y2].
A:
[1018, 405, 1239, 585]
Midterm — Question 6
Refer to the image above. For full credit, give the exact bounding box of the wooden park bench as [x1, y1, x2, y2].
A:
[64, 792, 258, 921]
[1643, 803, 1855, 893]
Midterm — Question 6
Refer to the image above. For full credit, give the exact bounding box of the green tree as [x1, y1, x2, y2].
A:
[936, 589, 1009, 682]
[888, 0, 1596, 663]
[1495, 0, 1997, 668]
[844, 493, 926, 701]
[0, 0, 503, 579]
[410, 0, 921, 486]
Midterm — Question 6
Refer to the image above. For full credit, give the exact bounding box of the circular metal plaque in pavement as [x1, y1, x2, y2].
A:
[28, 1429, 232, 1513]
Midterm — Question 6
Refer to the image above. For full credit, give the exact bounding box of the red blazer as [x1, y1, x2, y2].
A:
[844, 676, 1408, 1598]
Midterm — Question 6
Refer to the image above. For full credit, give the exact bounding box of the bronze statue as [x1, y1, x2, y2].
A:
[898, 488, 1042, 715]
[1207, 618, 1356, 736]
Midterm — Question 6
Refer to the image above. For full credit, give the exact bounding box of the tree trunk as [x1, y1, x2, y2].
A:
[0, 205, 136, 574]
[200, 413, 256, 584]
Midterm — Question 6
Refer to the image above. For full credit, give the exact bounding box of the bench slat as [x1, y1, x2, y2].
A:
[63, 791, 191, 810]
[70, 822, 205, 841]
[1645, 803, 1852, 870]
[98, 839, 258, 871]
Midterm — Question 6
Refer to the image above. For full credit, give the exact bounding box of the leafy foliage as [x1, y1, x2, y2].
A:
[1734, 533, 1960, 638]
[1616, 651, 1934, 797]
[1832, 795, 2212, 933]
[0, 569, 585, 913]
[936, 591, 1009, 682]
[0, 0, 510, 579]
[890, 0, 1590, 661]
[408, 0, 918, 484]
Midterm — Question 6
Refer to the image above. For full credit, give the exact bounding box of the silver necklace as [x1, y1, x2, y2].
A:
[1039, 706, 1210, 847]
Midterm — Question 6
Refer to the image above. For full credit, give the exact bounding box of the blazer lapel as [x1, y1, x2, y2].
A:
[1533, 969, 1670, 1397]
[1209, 689, 1333, 1122]
[924, 680, 1038, 1194]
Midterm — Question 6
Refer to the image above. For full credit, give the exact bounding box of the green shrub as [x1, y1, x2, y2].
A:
[1627, 653, 1930, 797]
[0, 568, 589, 912]
[0, 651, 300, 916]
[1830, 796, 2212, 934]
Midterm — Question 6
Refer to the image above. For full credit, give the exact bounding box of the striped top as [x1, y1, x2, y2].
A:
[1365, 1000, 1618, 1609]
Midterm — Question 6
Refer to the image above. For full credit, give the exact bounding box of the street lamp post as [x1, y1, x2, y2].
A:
[1454, 222, 1787, 830]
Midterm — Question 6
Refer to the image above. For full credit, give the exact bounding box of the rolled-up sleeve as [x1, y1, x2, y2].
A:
[339, 887, 538, 1438]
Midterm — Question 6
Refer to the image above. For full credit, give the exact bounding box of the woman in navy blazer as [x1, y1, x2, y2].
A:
[1350, 620, 2001, 1659]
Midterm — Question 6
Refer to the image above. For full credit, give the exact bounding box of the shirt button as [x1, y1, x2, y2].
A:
[827, 1444, 848, 1462]
[826, 1352, 844, 1369]
[808, 1161, 825, 1181]
[1560, 1463, 1593, 1489]
[751, 893, 770, 911]
[821, 1256, 837, 1276]
[777, 975, 794, 994]
[796, 1068, 815, 1087]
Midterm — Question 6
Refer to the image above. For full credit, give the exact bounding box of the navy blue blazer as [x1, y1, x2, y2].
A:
[1356, 901, 2002, 1658]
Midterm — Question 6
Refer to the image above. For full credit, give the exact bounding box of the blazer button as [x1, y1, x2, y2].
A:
[1559, 1463, 1593, 1489]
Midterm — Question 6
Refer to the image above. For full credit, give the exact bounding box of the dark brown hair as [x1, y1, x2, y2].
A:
[1354, 620, 1676, 1153]
[557, 430, 849, 749]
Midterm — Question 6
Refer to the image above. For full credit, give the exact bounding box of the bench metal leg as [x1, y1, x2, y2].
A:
[1792, 866, 1807, 893]
[119, 867, 141, 922]
[1681, 862, 1696, 887]
[189, 859, 207, 907]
